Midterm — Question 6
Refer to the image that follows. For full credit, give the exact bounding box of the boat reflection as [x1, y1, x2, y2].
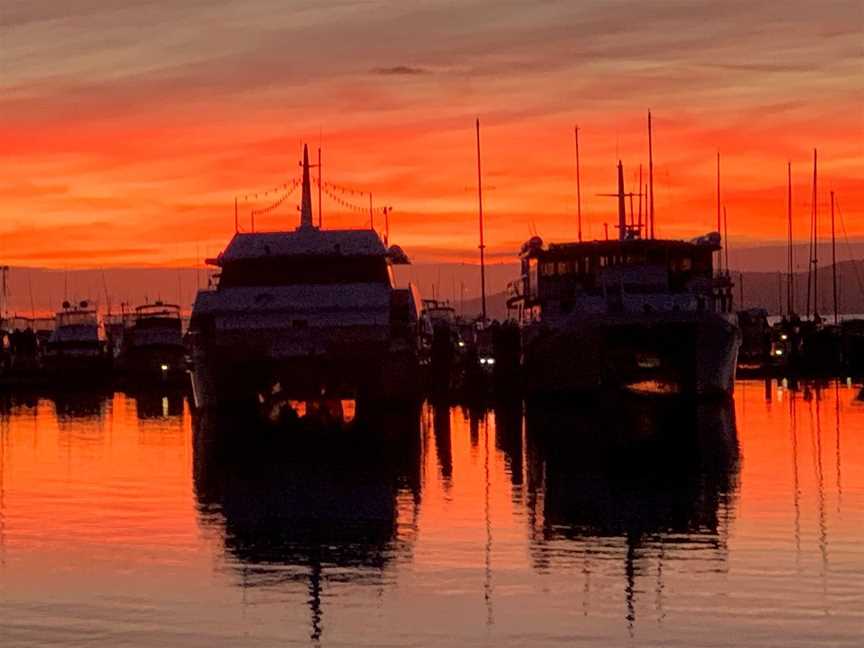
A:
[192, 406, 422, 642]
[524, 396, 740, 631]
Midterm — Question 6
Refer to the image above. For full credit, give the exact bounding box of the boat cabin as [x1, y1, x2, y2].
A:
[509, 234, 734, 323]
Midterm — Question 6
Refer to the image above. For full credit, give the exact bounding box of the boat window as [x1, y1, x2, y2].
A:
[57, 312, 97, 327]
[541, 262, 556, 277]
[218, 256, 391, 287]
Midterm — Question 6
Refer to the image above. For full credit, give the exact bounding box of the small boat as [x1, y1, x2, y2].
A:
[117, 302, 186, 383]
[189, 145, 423, 412]
[43, 301, 111, 381]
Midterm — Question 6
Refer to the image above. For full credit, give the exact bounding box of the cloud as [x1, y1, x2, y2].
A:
[372, 65, 429, 76]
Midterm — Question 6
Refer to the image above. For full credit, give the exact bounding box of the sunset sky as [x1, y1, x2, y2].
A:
[2, 0, 862, 267]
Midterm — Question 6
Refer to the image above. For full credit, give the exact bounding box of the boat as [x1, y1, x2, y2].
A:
[188, 145, 423, 412]
[117, 302, 186, 383]
[43, 300, 111, 380]
[507, 162, 740, 398]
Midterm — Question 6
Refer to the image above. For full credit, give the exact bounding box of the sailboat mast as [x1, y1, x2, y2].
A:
[812, 148, 818, 317]
[716, 152, 722, 273]
[617, 161, 626, 241]
[317, 147, 323, 228]
[648, 111, 655, 239]
[575, 126, 583, 242]
[831, 190, 838, 325]
[476, 118, 487, 322]
[723, 205, 730, 272]
[787, 162, 794, 316]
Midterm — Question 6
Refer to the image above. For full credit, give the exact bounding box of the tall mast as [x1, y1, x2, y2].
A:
[300, 144, 314, 229]
[716, 152, 722, 273]
[648, 110, 655, 239]
[637, 165, 643, 237]
[787, 162, 794, 316]
[317, 147, 323, 228]
[575, 126, 583, 242]
[831, 190, 838, 324]
[617, 161, 626, 240]
[476, 118, 487, 322]
[812, 148, 818, 317]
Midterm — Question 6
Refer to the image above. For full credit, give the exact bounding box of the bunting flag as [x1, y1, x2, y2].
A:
[249, 178, 301, 217]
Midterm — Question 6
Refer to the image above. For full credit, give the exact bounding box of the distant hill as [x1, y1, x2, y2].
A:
[1, 259, 861, 320]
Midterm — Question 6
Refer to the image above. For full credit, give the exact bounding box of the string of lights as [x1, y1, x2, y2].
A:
[250, 179, 301, 217]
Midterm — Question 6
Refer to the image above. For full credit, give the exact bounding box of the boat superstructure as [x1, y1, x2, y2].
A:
[44, 300, 111, 378]
[189, 145, 422, 410]
[118, 301, 186, 382]
[508, 163, 740, 397]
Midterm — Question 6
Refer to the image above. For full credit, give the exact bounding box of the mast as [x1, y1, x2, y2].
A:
[575, 126, 583, 242]
[317, 147, 323, 228]
[476, 118, 487, 322]
[617, 161, 626, 241]
[368, 192, 374, 231]
[648, 110, 655, 239]
[723, 205, 730, 272]
[831, 190, 838, 324]
[787, 162, 794, 316]
[300, 144, 314, 229]
[234, 197, 239, 233]
[812, 149, 818, 318]
[716, 152, 722, 273]
[637, 165, 643, 237]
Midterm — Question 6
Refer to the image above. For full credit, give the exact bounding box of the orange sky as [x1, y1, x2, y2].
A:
[2, 1, 862, 267]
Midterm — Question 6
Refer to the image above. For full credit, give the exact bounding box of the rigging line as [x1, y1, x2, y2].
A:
[318, 183, 368, 213]
[834, 198, 864, 301]
[249, 179, 301, 217]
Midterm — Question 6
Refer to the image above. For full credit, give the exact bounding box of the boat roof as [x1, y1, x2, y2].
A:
[210, 228, 389, 266]
[521, 234, 721, 259]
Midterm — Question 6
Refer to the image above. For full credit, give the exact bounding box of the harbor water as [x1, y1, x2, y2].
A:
[0, 382, 862, 646]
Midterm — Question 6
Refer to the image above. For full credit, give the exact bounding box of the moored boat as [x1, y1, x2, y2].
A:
[188, 145, 423, 412]
[507, 163, 740, 398]
[43, 301, 112, 381]
[117, 302, 186, 383]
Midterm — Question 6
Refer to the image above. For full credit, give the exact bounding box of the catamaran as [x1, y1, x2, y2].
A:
[188, 145, 423, 412]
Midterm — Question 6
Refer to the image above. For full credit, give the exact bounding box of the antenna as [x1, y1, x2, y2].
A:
[723, 205, 730, 272]
[575, 126, 583, 242]
[234, 197, 239, 233]
[476, 118, 487, 323]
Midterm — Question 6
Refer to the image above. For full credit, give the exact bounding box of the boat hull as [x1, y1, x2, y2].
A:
[524, 312, 740, 397]
[190, 334, 420, 411]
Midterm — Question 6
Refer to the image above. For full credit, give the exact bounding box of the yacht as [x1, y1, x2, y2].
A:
[507, 164, 740, 397]
[118, 302, 186, 382]
[44, 301, 111, 378]
[189, 145, 423, 411]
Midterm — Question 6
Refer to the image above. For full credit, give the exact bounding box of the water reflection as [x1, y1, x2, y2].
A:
[192, 407, 422, 642]
[524, 396, 740, 631]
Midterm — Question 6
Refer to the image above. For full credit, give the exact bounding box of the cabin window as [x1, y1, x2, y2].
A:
[218, 256, 391, 287]
[541, 262, 556, 277]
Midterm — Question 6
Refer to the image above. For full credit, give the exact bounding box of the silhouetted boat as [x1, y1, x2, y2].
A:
[189, 145, 422, 412]
[43, 300, 111, 381]
[508, 161, 740, 398]
[117, 301, 186, 383]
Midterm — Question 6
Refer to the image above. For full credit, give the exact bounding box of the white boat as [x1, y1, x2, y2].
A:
[44, 301, 111, 379]
[118, 302, 186, 382]
[189, 145, 423, 410]
[508, 164, 740, 398]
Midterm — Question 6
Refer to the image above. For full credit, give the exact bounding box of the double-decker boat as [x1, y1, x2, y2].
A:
[508, 164, 740, 398]
[43, 300, 111, 379]
[117, 302, 186, 382]
[188, 145, 423, 411]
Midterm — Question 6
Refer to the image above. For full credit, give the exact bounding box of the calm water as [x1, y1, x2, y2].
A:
[0, 383, 862, 647]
